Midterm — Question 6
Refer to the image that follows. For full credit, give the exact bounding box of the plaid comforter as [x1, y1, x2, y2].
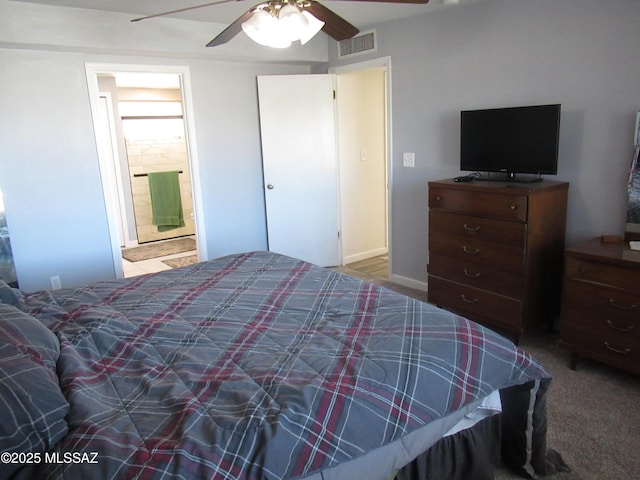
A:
[14, 251, 549, 479]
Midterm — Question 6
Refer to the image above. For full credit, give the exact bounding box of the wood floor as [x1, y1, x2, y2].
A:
[337, 254, 429, 303]
[345, 255, 389, 280]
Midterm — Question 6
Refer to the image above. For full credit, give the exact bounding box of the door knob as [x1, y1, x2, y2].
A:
[267, 184, 274, 190]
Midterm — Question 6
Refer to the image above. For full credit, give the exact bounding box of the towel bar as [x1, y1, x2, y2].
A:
[134, 170, 183, 178]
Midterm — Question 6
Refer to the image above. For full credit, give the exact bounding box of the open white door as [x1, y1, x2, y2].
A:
[257, 74, 340, 267]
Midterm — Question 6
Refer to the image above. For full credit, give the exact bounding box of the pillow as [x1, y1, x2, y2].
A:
[0, 280, 25, 309]
[0, 303, 59, 364]
[0, 304, 69, 478]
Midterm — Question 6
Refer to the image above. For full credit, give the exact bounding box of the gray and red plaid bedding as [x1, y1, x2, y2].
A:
[9, 251, 551, 479]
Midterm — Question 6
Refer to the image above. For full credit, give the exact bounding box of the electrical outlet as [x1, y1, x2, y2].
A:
[50, 275, 62, 290]
[402, 152, 415, 168]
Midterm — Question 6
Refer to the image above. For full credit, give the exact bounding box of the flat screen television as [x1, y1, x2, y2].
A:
[460, 104, 561, 182]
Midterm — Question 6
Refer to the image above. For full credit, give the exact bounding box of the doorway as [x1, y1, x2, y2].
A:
[332, 58, 391, 279]
[256, 66, 389, 272]
[257, 61, 390, 276]
[86, 64, 205, 278]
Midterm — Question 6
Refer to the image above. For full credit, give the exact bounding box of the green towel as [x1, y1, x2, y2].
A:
[147, 171, 185, 232]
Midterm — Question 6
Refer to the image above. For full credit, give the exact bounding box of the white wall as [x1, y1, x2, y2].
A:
[337, 68, 388, 264]
[0, 2, 316, 291]
[329, 0, 640, 283]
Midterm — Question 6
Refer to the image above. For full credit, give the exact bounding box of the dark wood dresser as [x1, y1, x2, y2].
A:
[427, 179, 569, 341]
[559, 238, 640, 374]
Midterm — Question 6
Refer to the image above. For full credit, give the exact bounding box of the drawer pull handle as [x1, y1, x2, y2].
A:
[460, 294, 479, 304]
[435, 196, 442, 201]
[604, 342, 631, 355]
[509, 205, 517, 210]
[463, 224, 481, 233]
[462, 246, 481, 255]
[608, 299, 637, 311]
[463, 269, 481, 278]
[605, 320, 635, 332]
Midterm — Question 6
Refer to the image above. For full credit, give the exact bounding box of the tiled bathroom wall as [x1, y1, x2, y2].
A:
[127, 138, 195, 243]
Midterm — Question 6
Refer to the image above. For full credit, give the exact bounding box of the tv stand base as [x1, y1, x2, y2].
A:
[482, 173, 544, 183]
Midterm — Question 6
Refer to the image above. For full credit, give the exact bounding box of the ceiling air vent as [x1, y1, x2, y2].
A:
[338, 30, 377, 59]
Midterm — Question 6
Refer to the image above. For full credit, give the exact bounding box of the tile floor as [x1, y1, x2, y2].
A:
[122, 250, 197, 278]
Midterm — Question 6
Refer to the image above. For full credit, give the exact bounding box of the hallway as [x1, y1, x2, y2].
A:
[342, 255, 389, 280]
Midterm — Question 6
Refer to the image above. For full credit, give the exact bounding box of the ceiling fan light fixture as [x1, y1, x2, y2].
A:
[299, 10, 325, 45]
[241, 2, 325, 48]
[242, 8, 292, 48]
[279, 4, 309, 41]
[241, 9, 272, 41]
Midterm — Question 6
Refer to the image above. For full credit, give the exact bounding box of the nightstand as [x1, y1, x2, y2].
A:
[559, 238, 640, 374]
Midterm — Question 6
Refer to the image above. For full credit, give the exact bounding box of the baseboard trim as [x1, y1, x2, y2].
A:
[388, 273, 428, 292]
[343, 247, 388, 265]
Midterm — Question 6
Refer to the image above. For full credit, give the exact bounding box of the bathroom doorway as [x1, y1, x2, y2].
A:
[86, 64, 205, 278]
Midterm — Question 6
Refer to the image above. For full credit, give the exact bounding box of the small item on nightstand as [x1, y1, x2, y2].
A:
[630, 241, 640, 251]
[600, 235, 623, 244]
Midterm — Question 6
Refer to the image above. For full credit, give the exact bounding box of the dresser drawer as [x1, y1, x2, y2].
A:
[429, 210, 526, 247]
[430, 231, 525, 273]
[561, 305, 638, 346]
[427, 276, 523, 332]
[561, 281, 639, 329]
[429, 187, 528, 222]
[559, 323, 639, 373]
[565, 257, 640, 293]
[428, 254, 524, 298]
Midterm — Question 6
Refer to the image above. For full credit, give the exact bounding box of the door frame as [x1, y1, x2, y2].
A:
[97, 91, 135, 248]
[85, 63, 207, 278]
[330, 57, 392, 274]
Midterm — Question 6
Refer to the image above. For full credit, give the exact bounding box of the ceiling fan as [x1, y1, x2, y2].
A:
[132, 0, 430, 48]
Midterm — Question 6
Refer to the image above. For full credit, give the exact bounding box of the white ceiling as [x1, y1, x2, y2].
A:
[13, 0, 479, 29]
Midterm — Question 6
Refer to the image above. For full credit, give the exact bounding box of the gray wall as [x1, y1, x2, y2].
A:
[0, 0, 321, 292]
[0, 53, 307, 292]
[2, 0, 639, 291]
[330, 0, 640, 283]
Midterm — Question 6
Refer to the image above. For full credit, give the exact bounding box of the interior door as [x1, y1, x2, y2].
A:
[257, 74, 340, 267]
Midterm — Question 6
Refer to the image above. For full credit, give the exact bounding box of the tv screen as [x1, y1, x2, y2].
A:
[460, 104, 561, 180]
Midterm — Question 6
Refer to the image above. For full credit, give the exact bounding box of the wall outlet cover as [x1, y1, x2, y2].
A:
[402, 152, 415, 168]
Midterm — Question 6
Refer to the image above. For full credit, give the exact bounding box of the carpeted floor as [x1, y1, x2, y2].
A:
[336, 263, 640, 480]
[122, 237, 196, 262]
[494, 333, 640, 480]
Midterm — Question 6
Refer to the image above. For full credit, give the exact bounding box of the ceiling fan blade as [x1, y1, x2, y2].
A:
[206, 7, 257, 47]
[131, 0, 238, 23]
[305, 1, 359, 41]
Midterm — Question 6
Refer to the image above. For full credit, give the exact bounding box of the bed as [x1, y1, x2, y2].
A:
[0, 251, 566, 480]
